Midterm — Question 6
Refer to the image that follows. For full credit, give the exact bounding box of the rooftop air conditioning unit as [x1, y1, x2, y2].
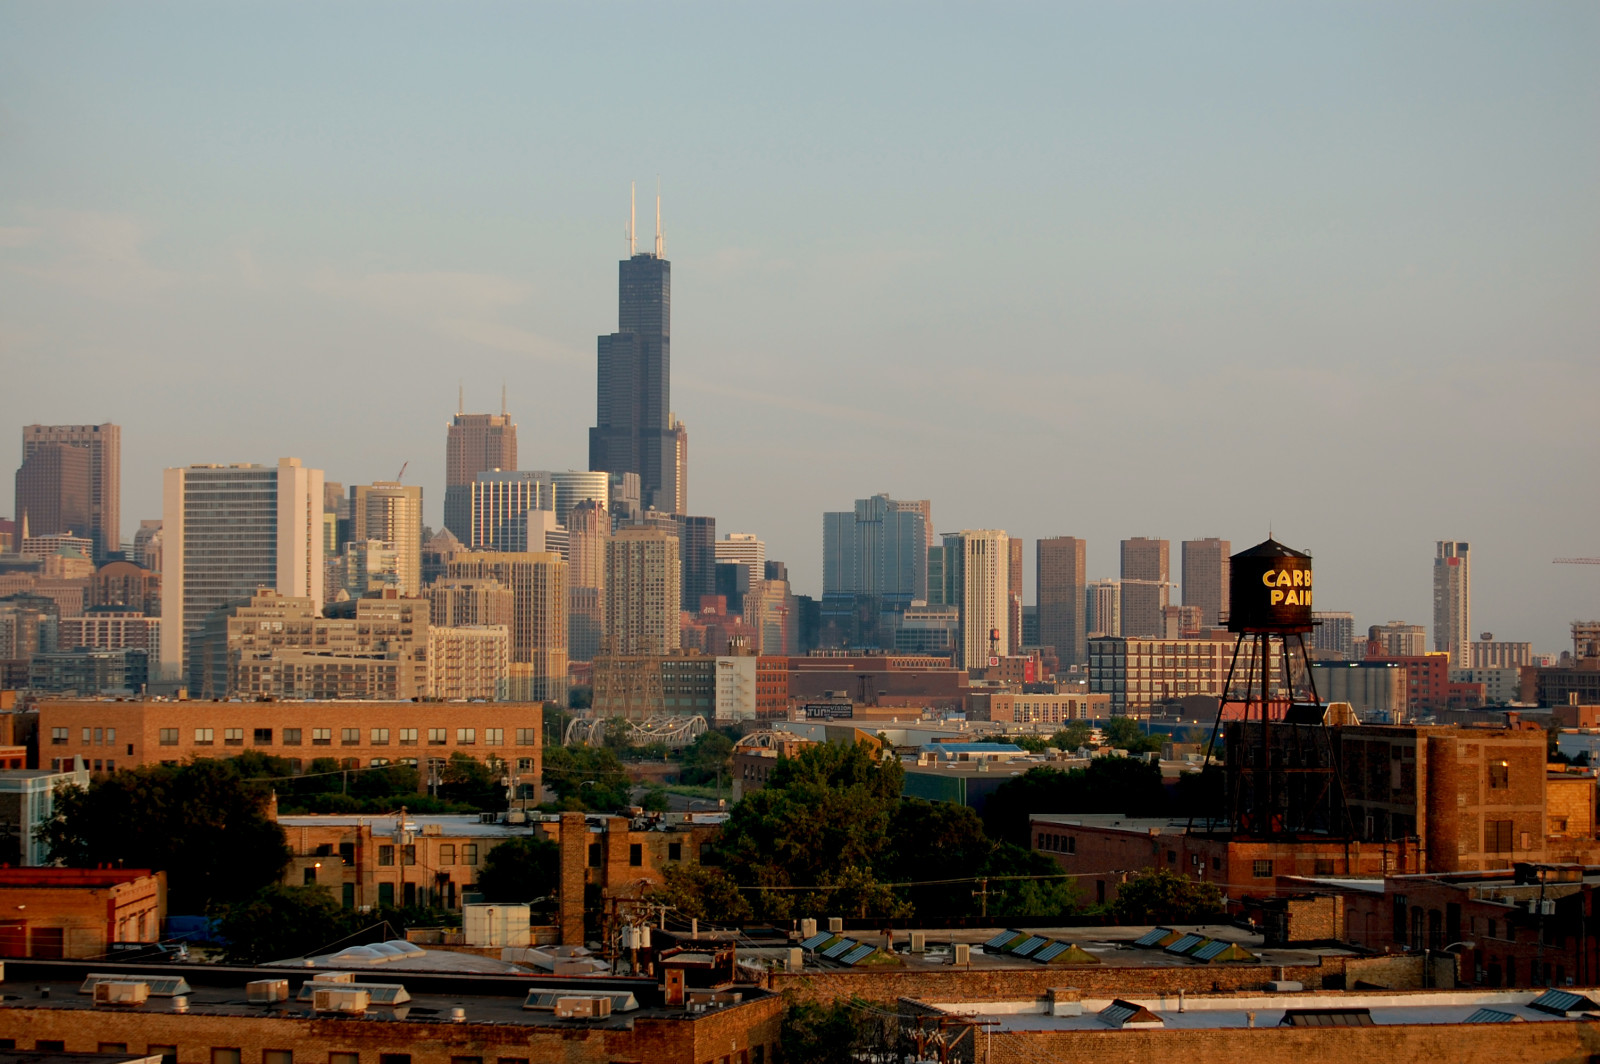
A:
[94, 981, 149, 1006]
[246, 979, 289, 1004]
[953, 944, 971, 965]
[555, 996, 613, 1019]
[827, 917, 843, 933]
[312, 988, 370, 1015]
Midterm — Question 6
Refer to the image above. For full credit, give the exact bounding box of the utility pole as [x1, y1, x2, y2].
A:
[972, 877, 990, 918]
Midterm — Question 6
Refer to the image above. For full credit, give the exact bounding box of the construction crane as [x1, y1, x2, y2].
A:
[1554, 558, 1600, 565]
[394, 462, 408, 483]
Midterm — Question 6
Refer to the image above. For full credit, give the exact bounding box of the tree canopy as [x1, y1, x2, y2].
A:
[657, 740, 1078, 924]
[542, 744, 633, 811]
[1108, 867, 1226, 924]
[981, 759, 1170, 847]
[476, 834, 561, 904]
[39, 758, 291, 912]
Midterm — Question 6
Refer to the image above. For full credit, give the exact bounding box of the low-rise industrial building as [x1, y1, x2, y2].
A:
[33, 699, 543, 788]
[0, 869, 164, 959]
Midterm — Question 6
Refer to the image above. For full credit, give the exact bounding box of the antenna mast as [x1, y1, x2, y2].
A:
[457, 381, 463, 416]
[628, 182, 637, 257]
[655, 177, 663, 258]
[501, 382, 507, 417]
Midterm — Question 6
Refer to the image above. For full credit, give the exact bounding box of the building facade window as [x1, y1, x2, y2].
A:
[516, 728, 537, 745]
[462, 844, 478, 866]
[254, 728, 273, 745]
[342, 728, 360, 745]
[194, 728, 214, 745]
[399, 728, 418, 745]
[378, 845, 395, 866]
[371, 728, 390, 745]
[439, 844, 455, 865]
[485, 728, 503, 745]
[428, 728, 447, 745]
[283, 728, 302, 745]
[52, 728, 70, 745]
[1252, 859, 1273, 878]
[456, 728, 476, 745]
[1488, 761, 1509, 789]
[312, 728, 332, 745]
[224, 728, 244, 746]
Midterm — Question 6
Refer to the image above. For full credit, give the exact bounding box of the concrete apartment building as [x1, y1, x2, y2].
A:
[1119, 537, 1170, 639]
[349, 481, 423, 596]
[425, 624, 509, 701]
[1085, 578, 1120, 638]
[1433, 539, 1471, 665]
[223, 591, 431, 701]
[1036, 536, 1087, 668]
[1472, 639, 1533, 669]
[1181, 537, 1230, 629]
[444, 552, 568, 703]
[566, 498, 609, 662]
[18, 423, 120, 562]
[1369, 620, 1427, 658]
[36, 698, 543, 783]
[160, 458, 324, 689]
[1311, 610, 1357, 659]
[1089, 632, 1276, 715]
[604, 526, 680, 655]
[941, 529, 1010, 671]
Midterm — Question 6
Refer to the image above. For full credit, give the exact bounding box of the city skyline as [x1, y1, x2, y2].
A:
[2, 4, 1596, 652]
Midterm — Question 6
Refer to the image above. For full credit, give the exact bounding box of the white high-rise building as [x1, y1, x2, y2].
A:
[468, 471, 554, 551]
[1433, 541, 1471, 666]
[160, 458, 324, 687]
[350, 481, 423, 596]
[945, 529, 1010, 671]
[714, 533, 766, 590]
[1086, 579, 1121, 638]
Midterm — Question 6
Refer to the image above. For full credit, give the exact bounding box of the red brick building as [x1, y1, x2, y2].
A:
[0, 868, 164, 958]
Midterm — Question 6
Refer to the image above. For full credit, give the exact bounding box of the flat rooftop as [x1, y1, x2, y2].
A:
[917, 987, 1591, 1031]
[0, 960, 772, 1031]
[762, 923, 1355, 973]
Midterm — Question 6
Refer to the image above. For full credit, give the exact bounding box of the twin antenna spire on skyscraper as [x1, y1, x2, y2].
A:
[626, 180, 664, 258]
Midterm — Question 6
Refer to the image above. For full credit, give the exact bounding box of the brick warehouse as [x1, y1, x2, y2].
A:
[275, 809, 722, 942]
[32, 699, 543, 794]
[0, 960, 784, 1064]
[1032, 720, 1600, 908]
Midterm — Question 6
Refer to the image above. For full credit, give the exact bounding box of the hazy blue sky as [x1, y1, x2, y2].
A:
[2, 3, 1596, 652]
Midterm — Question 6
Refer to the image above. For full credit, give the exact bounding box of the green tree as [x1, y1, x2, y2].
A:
[780, 999, 910, 1064]
[1050, 723, 1093, 751]
[438, 752, 502, 808]
[542, 745, 633, 811]
[38, 759, 291, 912]
[678, 731, 734, 787]
[1009, 734, 1049, 754]
[651, 865, 753, 924]
[981, 758, 1169, 847]
[641, 788, 670, 812]
[1108, 867, 1226, 924]
[476, 835, 561, 903]
[218, 884, 349, 965]
[1101, 717, 1163, 754]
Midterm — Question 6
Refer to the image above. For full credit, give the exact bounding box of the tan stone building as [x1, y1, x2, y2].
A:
[426, 624, 509, 700]
[445, 552, 567, 703]
[226, 590, 430, 700]
[604, 526, 680, 656]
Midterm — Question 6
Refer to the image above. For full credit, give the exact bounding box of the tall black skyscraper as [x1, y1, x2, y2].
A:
[590, 188, 685, 514]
